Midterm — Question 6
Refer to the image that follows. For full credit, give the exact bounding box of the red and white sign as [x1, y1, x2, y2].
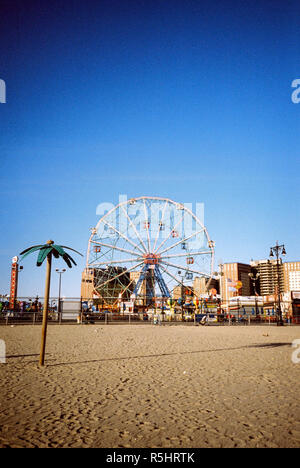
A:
[9, 260, 19, 310]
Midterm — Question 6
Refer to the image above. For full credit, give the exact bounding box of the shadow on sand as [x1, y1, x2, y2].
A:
[34, 342, 291, 368]
[6, 354, 41, 359]
[4, 343, 290, 367]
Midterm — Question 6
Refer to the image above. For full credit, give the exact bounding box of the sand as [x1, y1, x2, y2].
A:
[0, 323, 299, 448]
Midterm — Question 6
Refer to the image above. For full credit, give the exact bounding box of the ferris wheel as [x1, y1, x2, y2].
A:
[86, 196, 215, 306]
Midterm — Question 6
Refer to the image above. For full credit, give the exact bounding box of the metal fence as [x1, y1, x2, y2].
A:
[0, 296, 299, 326]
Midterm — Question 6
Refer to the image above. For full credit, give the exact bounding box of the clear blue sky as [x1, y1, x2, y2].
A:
[0, 0, 299, 297]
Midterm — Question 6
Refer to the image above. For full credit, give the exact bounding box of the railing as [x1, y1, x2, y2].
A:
[0, 297, 299, 326]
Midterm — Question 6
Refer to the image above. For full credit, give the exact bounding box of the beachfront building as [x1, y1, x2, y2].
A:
[283, 261, 300, 293]
[172, 284, 194, 300]
[250, 259, 284, 296]
[81, 268, 94, 300]
[193, 276, 219, 297]
[221, 262, 252, 302]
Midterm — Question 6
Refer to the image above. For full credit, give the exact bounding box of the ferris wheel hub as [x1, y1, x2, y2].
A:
[143, 253, 161, 265]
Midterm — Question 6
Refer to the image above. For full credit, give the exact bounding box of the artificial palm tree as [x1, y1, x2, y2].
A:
[20, 240, 82, 366]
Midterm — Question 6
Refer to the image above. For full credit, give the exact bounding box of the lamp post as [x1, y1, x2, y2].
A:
[16, 265, 24, 311]
[248, 272, 260, 316]
[269, 241, 286, 326]
[178, 270, 184, 321]
[218, 263, 224, 302]
[56, 268, 66, 323]
[214, 262, 224, 312]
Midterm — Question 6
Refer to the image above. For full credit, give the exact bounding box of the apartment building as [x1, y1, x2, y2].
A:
[80, 268, 94, 299]
[283, 261, 300, 292]
[221, 263, 252, 301]
[193, 276, 219, 297]
[250, 259, 284, 296]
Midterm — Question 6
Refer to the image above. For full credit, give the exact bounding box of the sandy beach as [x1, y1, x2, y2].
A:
[0, 323, 299, 448]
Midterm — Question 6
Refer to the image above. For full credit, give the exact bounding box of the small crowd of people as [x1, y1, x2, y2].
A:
[0, 298, 43, 316]
[0, 299, 9, 315]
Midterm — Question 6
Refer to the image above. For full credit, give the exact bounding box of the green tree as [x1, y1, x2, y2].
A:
[20, 240, 82, 366]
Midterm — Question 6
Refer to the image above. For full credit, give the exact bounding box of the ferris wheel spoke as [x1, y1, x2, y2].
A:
[96, 261, 144, 289]
[112, 277, 136, 306]
[143, 199, 151, 252]
[91, 258, 141, 266]
[160, 260, 211, 279]
[152, 200, 168, 252]
[159, 263, 182, 286]
[160, 250, 212, 260]
[101, 220, 145, 255]
[158, 228, 205, 256]
[153, 210, 184, 254]
[120, 205, 148, 253]
[159, 264, 195, 296]
[90, 240, 141, 258]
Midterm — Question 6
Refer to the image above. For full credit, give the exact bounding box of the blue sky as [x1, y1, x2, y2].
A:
[0, 0, 299, 296]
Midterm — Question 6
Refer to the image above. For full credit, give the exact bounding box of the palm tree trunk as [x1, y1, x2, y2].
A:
[39, 253, 52, 366]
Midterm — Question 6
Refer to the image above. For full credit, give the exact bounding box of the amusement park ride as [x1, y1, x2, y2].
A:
[85, 197, 215, 313]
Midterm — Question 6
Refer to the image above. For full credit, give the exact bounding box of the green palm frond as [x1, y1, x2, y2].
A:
[20, 245, 45, 262]
[66, 252, 77, 265]
[37, 247, 53, 266]
[52, 249, 60, 259]
[62, 254, 72, 268]
[63, 252, 77, 268]
[60, 246, 83, 256]
[20, 245, 44, 255]
[52, 245, 77, 268]
[19, 241, 82, 268]
[52, 245, 65, 256]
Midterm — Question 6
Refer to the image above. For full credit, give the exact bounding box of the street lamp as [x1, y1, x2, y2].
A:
[269, 241, 286, 326]
[248, 272, 260, 316]
[177, 270, 184, 320]
[214, 263, 224, 301]
[56, 268, 66, 323]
